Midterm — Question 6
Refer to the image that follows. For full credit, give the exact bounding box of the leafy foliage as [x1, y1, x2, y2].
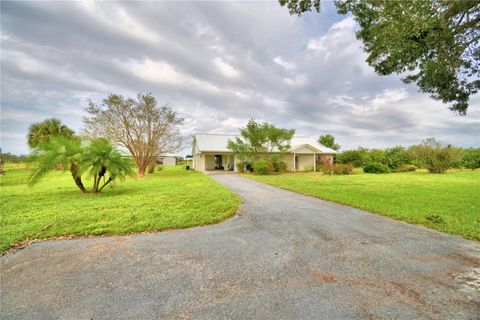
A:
[384, 146, 411, 169]
[409, 138, 464, 173]
[363, 162, 390, 174]
[29, 136, 133, 193]
[318, 134, 340, 151]
[84, 93, 184, 176]
[279, 0, 480, 114]
[227, 119, 295, 161]
[462, 148, 480, 169]
[321, 163, 354, 175]
[79, 139, 135, 192]
[252, 159, 274, 175]
[0, 152, 28, 163]
[335, 147, 369, 167]
[28, 136, 85, 191]
[393, 165, 417, 173]
[268, 154, 288, 173]
[27, 118, 75, 149]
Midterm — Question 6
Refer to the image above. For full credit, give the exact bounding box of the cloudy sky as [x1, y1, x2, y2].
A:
[1, 1, 479, 155]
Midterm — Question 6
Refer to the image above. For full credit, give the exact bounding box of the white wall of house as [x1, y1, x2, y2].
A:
[191, 134, 335, 173]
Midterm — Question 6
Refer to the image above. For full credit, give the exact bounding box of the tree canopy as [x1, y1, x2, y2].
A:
[227, 119, 295, 161]
[84, 93, 184, 176]
[318, 134, 340, 150]
[27, 118, 75, 148]
[279, 0, 480, 114]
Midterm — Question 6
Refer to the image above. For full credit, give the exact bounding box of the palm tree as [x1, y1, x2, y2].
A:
[79, 139, 134, 192]
[29, 135, 87, 192]
[29, 137, 133, 193]
[27, 118, 75, 149]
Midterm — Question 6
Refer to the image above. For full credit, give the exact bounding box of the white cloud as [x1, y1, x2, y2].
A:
[371, 88, 409, 107]
[120, 58, 220, 93]
[213, 57, 240, 78]
[274, 56, 296, 70]
[1, 1, 478, 155]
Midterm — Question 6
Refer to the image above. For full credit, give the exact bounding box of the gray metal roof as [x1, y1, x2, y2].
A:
[193, 133, 337, 154]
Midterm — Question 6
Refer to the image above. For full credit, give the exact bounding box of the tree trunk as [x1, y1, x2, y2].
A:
[148, 159, 156, 174]
[70, 162, 87, 193]
[98, 177, 113, 192]
[138, 161, 147, 177]
[95, 166, 107, 192]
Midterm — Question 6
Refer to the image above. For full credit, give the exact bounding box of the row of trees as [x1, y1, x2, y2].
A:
[25, 93, 184, 193]
[333, 138, 480, 173]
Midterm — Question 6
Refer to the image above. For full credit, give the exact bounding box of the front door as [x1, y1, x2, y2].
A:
[295, 155, 299, 170]
[215, 155, 223, 169]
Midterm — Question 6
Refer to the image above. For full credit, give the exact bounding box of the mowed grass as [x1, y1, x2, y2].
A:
[0, 164, 240, 253]
[245, 170, 480, 240]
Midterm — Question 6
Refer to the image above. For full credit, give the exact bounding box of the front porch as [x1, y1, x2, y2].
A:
[193, 153, 236, 172]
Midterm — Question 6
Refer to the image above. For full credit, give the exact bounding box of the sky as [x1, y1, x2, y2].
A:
[1, 1, 479, 156]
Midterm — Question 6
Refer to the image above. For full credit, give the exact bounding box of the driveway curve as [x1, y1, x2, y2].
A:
[1, 173, 479, 319]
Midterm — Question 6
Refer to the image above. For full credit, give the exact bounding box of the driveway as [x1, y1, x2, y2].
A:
[1, 174, 479, 319]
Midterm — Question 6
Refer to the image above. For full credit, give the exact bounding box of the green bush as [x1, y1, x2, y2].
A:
[363, 162, 390, 174]
[268, 155, 287, 172]
[320, 163, 335, 174]
[252, 159, 273, 175]
[333, 163, 354, 175]
[336, 148, 369, 167]
[462, 148, 480, 169]
[236, 164, 245, 173]
[409, 138, 463, 173]
[320, 163, 353, 175]
[304, 165, 314, 172]
[393, 165, 416, 172]
[384, 146, 411, 169]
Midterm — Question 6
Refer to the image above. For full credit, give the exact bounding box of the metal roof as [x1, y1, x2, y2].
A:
[193, 133, 337, 154]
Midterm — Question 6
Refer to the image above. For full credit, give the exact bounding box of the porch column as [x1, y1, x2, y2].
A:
[293, 153, 296, 172]
[313, 153, 316, 172]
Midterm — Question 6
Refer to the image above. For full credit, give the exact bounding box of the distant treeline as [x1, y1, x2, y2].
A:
[1, 152, 28, 163]
[335, 144, 480, 170]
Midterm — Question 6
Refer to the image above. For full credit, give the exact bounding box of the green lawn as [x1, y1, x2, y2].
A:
[0, 164, 240, 253]
[244, 170, 480, 240]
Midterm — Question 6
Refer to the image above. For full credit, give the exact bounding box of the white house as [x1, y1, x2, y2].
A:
[192, 133, 337, 172]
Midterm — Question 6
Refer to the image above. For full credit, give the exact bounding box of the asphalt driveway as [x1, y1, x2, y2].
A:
[1, 174, 479, 319]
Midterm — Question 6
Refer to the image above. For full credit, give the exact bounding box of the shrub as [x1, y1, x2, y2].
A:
[384, 146, 411, 169]
[336, 148, 369, 167]
[393, 165, 416, 172]
[236, 164, 245, 173]
[462, 148, 480, 169]
[363, 162, 390, 174]
[367, 149, 386, 164]
[304, 165, 314, 172]
[333, 163, 354, 175]
[268, 155, 287, 172]
[275, 161, 287, 172]
[320, 163, 353, 175]
[409, 138, 463, 173]
[320, 162, 335, 174]
[252, 159, 273, 175]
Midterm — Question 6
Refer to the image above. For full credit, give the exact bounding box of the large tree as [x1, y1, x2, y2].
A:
[318, 134, 340, 150]
[84, 93, 184, 176]
[227, 119, 295, 161]
[27, 118, 75, 148]
[279, 0, 480, 114]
